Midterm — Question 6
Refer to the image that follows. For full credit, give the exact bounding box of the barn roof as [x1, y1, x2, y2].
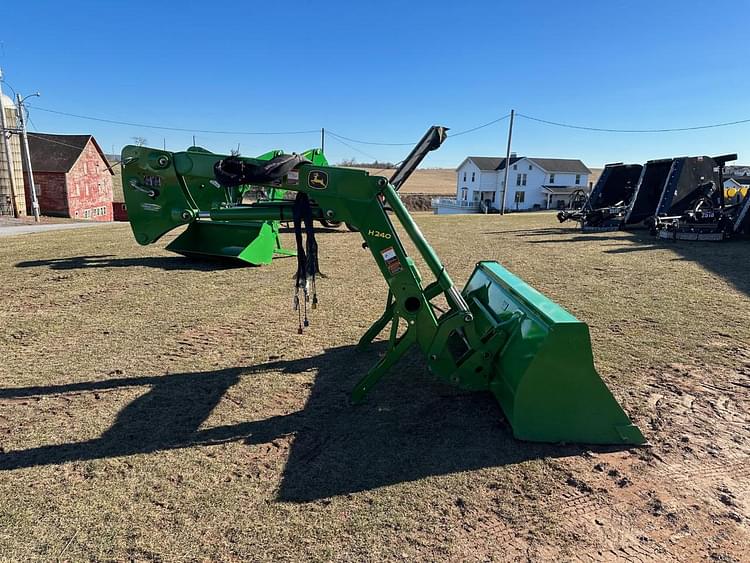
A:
[26, 133, 114, 175]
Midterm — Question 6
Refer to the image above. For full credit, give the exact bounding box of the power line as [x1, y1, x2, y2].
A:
[327, 115, 510, 146]
[449, 114, 510, 137]
[517, 112, 750, 133]
[26, 105, 321, 136]
[326, 133, 383, 162]
[327, 130, 414, 146]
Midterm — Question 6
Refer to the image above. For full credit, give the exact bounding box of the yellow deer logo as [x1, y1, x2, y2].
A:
[308, 171, 328, 189]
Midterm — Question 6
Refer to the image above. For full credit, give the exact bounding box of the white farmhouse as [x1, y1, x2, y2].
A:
[432, 154, 591, 214]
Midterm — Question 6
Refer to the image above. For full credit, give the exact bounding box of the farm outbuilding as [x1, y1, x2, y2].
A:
[23, 133, 114, 221]
[0, 93, 26, 216]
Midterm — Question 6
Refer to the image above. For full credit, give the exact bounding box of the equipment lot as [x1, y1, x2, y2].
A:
[0, 213, 748, 561]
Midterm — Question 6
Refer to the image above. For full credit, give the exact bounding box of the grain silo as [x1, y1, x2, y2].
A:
[0, 92, 26, 216]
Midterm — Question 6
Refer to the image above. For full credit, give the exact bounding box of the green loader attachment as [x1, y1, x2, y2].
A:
[120, 127, 645, 446]
[124, 146, 328, 264]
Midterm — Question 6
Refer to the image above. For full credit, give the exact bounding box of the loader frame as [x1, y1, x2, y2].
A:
[122, 134, 645, 446]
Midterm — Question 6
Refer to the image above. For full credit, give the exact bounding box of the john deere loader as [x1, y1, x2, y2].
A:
[123, 126, 645, 446]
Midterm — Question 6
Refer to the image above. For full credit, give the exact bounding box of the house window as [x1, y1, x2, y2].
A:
[575, 174, 581, 185]
[515, 191, 525, 203]
[461, 188, 468, 201]
[463, 172, 467, 182]
[529, 165, 532, 170]
[491, 192, 496, 202]
[516, 173, 522, 186]
[549, 173, 555, 184]
[522, 174, 527, 186]
[83, 209, 91, 219]
[471, 172, 475, 182]
[513, 164, 517, 170]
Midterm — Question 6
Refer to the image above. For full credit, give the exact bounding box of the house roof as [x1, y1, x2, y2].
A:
[528, 158, 591, 174]
[26, 133, 114, 175]
[465, 156, 523, 171]
[463, 156, 590, 174]
[730, 176, 750, 185]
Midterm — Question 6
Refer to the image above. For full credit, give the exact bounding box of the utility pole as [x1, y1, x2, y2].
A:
[0, 68, 19, 218]
[17, 92, 41, 222]
[500, 109, 515, 215]
[321, 127, 325, 153]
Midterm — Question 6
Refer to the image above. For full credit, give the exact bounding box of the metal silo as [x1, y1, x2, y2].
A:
[0, 91, 26, 216]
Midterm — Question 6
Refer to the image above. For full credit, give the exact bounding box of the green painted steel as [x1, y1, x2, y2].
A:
[166, 221, 279, 265]
[463, 262, 645, 444]
[122, 146, 326, 264]
[120, 144, 645, 446]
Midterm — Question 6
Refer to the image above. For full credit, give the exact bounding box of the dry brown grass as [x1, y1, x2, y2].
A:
[0, 214, 748, 561]
[353, 168, 455, 195]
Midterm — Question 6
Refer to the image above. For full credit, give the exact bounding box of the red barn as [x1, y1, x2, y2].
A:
[24, 133, 114, 221]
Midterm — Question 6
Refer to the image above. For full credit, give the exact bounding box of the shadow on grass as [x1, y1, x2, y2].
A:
[482, 227, 574, 236]
[15, 254, 246, 271]
[0, 344, 611, 502]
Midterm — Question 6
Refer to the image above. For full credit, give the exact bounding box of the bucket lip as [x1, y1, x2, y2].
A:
[471, 261, 580, 325]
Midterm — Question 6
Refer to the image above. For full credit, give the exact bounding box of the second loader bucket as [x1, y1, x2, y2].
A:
[463, 262, 645, 445]
[166, 220, 287, 265]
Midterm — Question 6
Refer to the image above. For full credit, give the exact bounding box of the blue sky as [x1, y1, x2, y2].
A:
[1, 0, 748, 167]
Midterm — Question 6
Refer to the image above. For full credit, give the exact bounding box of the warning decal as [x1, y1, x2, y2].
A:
[380, 246, 402, 275]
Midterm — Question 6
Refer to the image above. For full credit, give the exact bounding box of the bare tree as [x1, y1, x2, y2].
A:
[131, 136, 148, 147]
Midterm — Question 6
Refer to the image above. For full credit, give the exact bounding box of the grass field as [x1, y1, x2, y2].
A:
[1, 213, 748, 561]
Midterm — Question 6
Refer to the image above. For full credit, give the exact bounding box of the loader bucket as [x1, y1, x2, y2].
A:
[463, 261, 645, 445]
[166, 220, 282, 265]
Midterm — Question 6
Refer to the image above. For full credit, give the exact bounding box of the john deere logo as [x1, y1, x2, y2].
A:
[308, 170, 328, 189]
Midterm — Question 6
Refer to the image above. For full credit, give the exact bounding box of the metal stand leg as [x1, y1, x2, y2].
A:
[352, 315, 415, 403]
[357, 291, 394, 349]
[273, 232, 297, 256]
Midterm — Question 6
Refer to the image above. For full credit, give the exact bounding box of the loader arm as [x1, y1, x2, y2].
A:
[121, 134, 645, 446]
